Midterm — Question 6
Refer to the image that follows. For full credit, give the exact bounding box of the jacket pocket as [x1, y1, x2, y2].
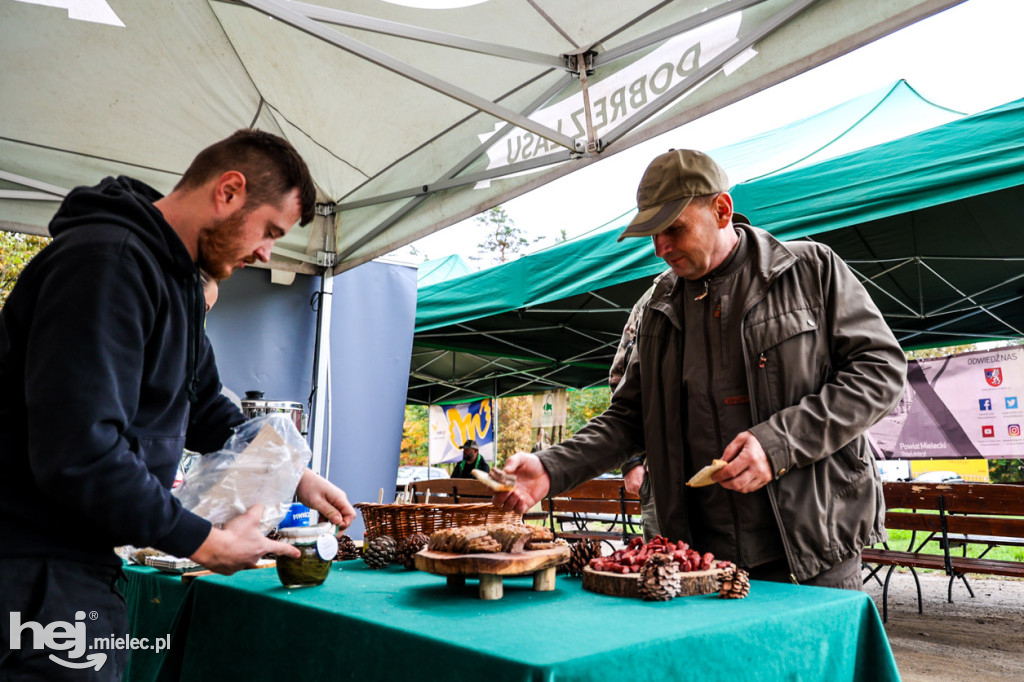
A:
[133, 435, 187, 489]
[746, 307, 825, 413]
[822, 440, 875, 561]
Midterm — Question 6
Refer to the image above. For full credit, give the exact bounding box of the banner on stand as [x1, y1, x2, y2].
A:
[429, 399, 495, 465]
[869, 345, 1024, 459]
[531, 390, 567, 428]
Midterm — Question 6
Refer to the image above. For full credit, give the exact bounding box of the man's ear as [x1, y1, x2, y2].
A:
[712, 192, 734, 228]
[214, 171, 247, 214]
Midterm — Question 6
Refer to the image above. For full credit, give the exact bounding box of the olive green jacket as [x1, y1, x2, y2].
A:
[538, 224, 906, 582]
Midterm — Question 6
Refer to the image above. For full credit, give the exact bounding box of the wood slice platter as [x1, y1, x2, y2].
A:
[415, 545, 570, 600]
[582, 565, 723, 599]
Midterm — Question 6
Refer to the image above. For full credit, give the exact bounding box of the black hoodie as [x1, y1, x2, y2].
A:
[0, 176, 244, 566]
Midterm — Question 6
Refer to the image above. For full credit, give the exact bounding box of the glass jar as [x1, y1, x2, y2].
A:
[275, 523, 337, 588]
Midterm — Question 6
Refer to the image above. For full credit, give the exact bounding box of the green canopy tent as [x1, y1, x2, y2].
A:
[409, 94, 1024, 404]
[732, 95, 1024, 348]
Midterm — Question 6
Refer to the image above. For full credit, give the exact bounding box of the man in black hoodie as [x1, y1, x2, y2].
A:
[0, 129, 355, 680]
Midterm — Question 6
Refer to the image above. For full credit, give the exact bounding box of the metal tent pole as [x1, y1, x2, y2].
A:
[308, 271, 334, 478]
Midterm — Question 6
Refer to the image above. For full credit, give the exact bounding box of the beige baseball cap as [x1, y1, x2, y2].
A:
[618, 149, 730, 241]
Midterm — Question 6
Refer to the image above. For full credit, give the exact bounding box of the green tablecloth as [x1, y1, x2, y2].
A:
[125, 563, 899, 682]
[121, 566, 191, 682]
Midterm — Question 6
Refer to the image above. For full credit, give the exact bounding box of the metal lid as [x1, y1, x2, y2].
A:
[240, 400, 304, 410]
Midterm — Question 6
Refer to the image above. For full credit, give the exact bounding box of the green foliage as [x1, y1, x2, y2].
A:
[989, 459, 1024, 483]
[496, 395, 532, 466]
[565, 386, 611, 438]
[0, 231, 50, 307]
[399, 405, 429, 466]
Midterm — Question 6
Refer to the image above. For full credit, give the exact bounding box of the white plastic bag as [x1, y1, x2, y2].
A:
[172, 413, 311, 533]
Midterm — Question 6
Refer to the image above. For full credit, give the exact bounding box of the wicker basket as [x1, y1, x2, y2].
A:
[356, 502, 521, 542]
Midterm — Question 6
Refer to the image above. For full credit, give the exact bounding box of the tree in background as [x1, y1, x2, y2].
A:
[496, 395, 532, 467]
[471, 207, 541, 266]
[989, 459, 1024, 483]
[1, 232, 49, 307]
[565, 386, 611, 438]
[400, 405, 429, 466]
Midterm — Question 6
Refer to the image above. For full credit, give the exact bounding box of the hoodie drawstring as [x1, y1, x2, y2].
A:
[184, 267, 202, 403]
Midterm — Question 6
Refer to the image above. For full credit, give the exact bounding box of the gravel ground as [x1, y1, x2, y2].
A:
[862, 569, 1024, 682]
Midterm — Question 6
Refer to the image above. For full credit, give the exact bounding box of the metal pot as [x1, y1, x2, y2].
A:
[241, 390, 305, 435]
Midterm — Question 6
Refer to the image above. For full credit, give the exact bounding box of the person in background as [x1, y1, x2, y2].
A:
[0, 129, 356, 680]
[451, 439, 490, 478]
[201, 268, 219, 313]
[495, 149, 906, 590]
[608, 274, 666, 541]
[198, 268, 241, 408]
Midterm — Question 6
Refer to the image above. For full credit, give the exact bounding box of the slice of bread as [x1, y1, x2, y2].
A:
[471, 467, 516, 492]
[686, 459, 727, 487]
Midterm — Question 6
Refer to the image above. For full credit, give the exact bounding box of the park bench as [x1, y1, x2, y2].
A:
[542, 478, 643, 548]
[405, 477, 549, 522]
[862, 481, 1024, 621]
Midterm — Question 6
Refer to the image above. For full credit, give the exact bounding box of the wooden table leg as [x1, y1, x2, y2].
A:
[533, 566, 556, 592]
[447, 576, 466, 588]
[479, 573, 503, 600]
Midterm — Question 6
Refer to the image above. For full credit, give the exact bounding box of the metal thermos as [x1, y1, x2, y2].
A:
[240, 390, 306, 435]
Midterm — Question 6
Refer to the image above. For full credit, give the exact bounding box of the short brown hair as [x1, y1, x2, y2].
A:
[176, 129, 317, 225]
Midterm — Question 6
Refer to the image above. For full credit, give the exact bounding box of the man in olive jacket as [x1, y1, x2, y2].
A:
[497, 150, 906, 588]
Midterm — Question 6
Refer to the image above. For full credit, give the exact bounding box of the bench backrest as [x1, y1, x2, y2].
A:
[542, 478, 642, 516]
[883, 482, 1024, 539]
[406, 478, 494, 504]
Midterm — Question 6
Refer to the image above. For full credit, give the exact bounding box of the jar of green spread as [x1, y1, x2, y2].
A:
[276, 523, 337, 588]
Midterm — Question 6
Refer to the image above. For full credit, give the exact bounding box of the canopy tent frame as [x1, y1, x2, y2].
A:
[2, 0, 963, 276]
[239, 0, 580, 152]
[269, 0, 825, 265]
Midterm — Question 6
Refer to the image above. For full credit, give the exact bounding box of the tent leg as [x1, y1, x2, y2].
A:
[308, 273, 334, 480]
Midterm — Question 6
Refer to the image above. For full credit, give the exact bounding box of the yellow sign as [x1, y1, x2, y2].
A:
[910, 458, 990, 483]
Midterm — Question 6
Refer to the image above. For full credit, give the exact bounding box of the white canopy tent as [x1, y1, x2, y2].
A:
[1, 0, 965, 481]
[2, 0, 963, 276]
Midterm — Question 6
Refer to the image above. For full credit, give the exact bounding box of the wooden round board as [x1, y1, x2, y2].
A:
[582, 565, 723, 599]
[415, 545, 570, 576]
[416, 545, 571, 600]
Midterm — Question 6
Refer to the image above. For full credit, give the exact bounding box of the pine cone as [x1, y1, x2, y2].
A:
[397, 532, 430, 569]
[363, 535, 398, 569]
[561, 539, 602, 577]
[717, 564, 751, 599]
[638, 552, 681, 601]
[335, 534, 360, 561]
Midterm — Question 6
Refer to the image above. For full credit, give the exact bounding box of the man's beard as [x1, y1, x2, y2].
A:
[198, 212, 248, 280]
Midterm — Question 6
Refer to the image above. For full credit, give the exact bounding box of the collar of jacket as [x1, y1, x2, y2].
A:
[646, 224, 799, 330]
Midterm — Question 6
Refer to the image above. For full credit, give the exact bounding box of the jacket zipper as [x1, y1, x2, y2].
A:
[701, 283, 743, 563]
[756, 351, 799, 583]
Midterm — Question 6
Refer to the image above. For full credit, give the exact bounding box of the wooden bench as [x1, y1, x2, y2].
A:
[542, 478, 642, 548]
[862, 481, 1024, 621]
[406, 478, 549, 523]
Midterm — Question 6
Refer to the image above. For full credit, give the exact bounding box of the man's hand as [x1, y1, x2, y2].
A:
[296, 469, 356, 529]
[623, 464, 645, 495]
[190, 504, 301, 575]
[493, 453, 550, 514]
[716, 431, 773, 493]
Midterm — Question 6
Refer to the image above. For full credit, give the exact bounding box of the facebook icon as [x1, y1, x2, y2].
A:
[980, 398, 993, 411]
